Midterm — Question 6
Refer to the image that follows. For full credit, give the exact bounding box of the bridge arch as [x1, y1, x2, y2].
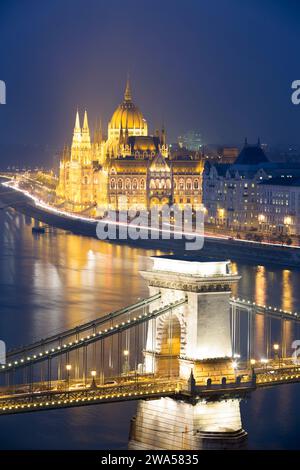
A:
[154, 310, 187, 376]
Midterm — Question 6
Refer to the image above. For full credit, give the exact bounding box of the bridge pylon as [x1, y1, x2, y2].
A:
[140, 256, 240, 386]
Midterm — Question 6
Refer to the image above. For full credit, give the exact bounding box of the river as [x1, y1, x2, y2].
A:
[0, 210, 299, 449]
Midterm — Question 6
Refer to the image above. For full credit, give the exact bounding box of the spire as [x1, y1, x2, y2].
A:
[81, 109, 91, 148]
[244, 137, 248, 147]
[94, 118, 103, 144]
[99, 118, 103, 142]
[94, 120, 98, 143]
[124, 75, 132, 102]
[74, 109, 80, 131]
[82, 110, 89, 131]
[72, 109, 82, 150]
[161, 123, 166, 146]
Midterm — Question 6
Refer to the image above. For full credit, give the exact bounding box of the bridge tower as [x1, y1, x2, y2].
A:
[129, 256, 247, 450]
[141, 256, 240, 384]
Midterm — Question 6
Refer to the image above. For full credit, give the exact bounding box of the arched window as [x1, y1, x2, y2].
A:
[125, 178, 131, 190]
[132, 178, 138, 190]
[117, 178, 123, 190]
[140, 179, 145, 189]
[186, 179, 192, 190]
[150, 179, 156, 189]
[194, 179, 199, 189]
[83, 176, 88, 185]
[110, 178, 116, 190]
[179, 178, 184, 190]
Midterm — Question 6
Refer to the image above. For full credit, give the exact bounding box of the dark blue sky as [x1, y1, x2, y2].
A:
[1, 0, 300, 164]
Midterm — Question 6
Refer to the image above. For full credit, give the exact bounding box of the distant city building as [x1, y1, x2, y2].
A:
[221, 147, 239, 164]
[178, 131, 202, 151]
[257, 177, 300, 235]
[203, 138, 300, 235]
[56, 80, 204, 213]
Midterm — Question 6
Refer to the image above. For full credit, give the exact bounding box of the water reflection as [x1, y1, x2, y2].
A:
[129, 398, 247, 450]
[1, 212, 300, 448]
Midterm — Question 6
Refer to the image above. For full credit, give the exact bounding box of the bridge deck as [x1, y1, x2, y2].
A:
[2, 360, 300, 415]
[0, 377, 184, 415]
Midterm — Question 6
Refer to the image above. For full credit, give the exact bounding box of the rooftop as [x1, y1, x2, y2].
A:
[150, 256, 231, 277]
[234, 140, 269, 165]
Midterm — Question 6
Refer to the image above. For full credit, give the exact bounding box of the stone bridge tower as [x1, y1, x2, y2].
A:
[140, 256, 240, 384]
[129, 256, 247, 450]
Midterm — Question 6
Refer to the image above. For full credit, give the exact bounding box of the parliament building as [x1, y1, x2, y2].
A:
[56, 79, 203, 214]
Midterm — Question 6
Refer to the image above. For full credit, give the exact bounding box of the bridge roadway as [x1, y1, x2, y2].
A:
[0, 376, 184, 416]
[1, 360, 300, 415]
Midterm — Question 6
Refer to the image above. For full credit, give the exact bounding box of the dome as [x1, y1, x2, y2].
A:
[108, 79, 148, 137]
[110, 102, 146, 130]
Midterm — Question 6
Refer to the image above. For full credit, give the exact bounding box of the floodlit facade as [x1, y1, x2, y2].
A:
[203, 139, 300, 235]
[56, 79, 204, 213]
[257, 177, 300, 235]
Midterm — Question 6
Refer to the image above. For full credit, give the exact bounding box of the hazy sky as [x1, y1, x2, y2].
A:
[1, 0, 300, 164]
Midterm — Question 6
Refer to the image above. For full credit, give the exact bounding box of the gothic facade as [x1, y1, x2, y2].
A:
[56, 80, 204, 213]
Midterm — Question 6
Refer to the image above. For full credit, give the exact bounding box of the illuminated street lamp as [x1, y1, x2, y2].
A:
[66, 364, 72, 390]
[249, 358, 256, 381]
[91, 370, 97, 389]
[273, 343, 280, 367]
[123, 349, 130, 375]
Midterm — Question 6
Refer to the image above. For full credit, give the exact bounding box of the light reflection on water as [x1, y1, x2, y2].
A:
[0, 212, 300, 449]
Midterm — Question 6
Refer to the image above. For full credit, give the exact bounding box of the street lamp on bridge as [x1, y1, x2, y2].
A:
[66, 364, 72, 390]
[273, 343, 280, 367]
[123, 349, 130, 375]
[91, 370, 97, 389]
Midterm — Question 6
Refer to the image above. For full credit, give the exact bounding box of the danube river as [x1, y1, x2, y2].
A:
[0, 210, 300, 449]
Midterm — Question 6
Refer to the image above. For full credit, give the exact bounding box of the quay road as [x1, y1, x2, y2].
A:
[0, 178, 299, 268]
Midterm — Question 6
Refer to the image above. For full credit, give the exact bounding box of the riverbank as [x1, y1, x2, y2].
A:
[0, 182, 299, 269]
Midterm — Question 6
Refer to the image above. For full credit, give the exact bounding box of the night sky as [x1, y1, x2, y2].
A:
[1, 0, 300, 166]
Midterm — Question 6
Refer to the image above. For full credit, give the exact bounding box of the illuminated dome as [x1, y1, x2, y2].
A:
[108, 79, 148, 140]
